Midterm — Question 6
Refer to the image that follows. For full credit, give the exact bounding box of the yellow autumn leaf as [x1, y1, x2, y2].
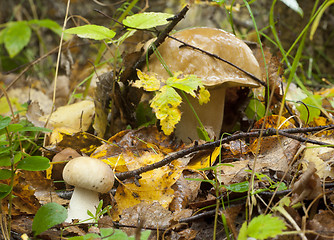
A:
[198, 86, 210, 105]
[133, 69, 161, 91]
[150, 86, 182, 135]
[160, 107, 181, 135]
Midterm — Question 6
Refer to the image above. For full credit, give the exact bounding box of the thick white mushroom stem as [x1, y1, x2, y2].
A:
[62, 157, 115, 223]
[175, 87, 226, 142]
[65, 186, 99, 223]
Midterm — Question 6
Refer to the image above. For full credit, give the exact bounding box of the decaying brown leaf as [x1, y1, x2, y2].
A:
[170, 172, 203, 212]
[1, 172, 41, 215]
[307, 210, 334, 239]
[291, 162, 322, 205]
[119, 202, 172, 236]
[303, 136, 334, 179]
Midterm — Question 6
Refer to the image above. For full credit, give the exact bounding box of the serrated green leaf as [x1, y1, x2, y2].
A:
[246, 214, 286, 239]
[4, 21, 32, 58]
[150, 86, 182, 135]
[296, 95, 322, 124]
[32, 203, 67, 236]
[0, 169, 12, 180]
[280, 0, 303, 17]
[65, 25, 116, 40]
[123, 12, 173, 29]
[151, 85, 182, 109]
[166, 73, 203, 97]
[17, 156, 50, 171]
[225, 181, 249, 193]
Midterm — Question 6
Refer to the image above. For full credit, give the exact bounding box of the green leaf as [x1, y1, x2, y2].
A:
[166, 73, 203, 97]
[296, 95, 322, 124]
[197, 126, 211, 141]
[0, 28, 7, 44]
[246, 214, 286, 239]
[0, 152, 21, 167]
[67, 234, 101, 240]
[245, 98, 266, 121]
[15, 126, 51, 133]
[0, 183, 12, 199]
[151, 85, 182, 109]
[0, 116, 11, 130]
[123, 12, 173, 29]
[135, 102, 156, 127]
[280, 0, 303, 17]
[310, 0, 334, 40]
[100, 228, 128, 239]
[65, 25, 116, 40]
[140, 230, 151, 240]
[225, 181, 249, 193]
[0, 169, 12, 180]
[6, 124, 23, 133]
[150, 86, 182, 135]
[32, 202, 67, 236]
[29, 19, 63, 36]
[237, 221, 248, 240]
[17, 156, 50, 171]
[4, 21, 32, 58]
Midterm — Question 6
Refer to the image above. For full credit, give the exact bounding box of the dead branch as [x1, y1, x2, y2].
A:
[116, 124, 334, 180]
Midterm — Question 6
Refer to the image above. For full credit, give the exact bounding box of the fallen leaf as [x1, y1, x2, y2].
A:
[291, 162, 322, 205]
[39, 100, 94, 131]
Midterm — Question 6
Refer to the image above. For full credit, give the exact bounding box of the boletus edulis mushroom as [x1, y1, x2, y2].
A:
[62, 157, 114, 223]
[144, 27, 261, 142]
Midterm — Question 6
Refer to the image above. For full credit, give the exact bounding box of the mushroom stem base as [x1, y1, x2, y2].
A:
[65, 187, 99, 223]
[175, 87, 226, 143]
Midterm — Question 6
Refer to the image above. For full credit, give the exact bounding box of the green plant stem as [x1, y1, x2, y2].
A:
[181, 91, 210, 141]
[116, 0, 139, 24]
[5, 128, 15, 239]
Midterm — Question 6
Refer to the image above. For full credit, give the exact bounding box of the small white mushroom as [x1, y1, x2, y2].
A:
[145, 27, 261, 142]
[62, 157, 114, 223]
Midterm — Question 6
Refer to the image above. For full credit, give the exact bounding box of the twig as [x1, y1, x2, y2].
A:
[116, 124, 334, 180]
[167, 35, 266, 87]
[119, 4, 189, 83]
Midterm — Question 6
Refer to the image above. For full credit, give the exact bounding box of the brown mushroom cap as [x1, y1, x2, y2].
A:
[63, 157, 114, 193]
[146, 27, 261, 88]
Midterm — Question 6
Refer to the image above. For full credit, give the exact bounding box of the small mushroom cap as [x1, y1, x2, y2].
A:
[63, 157, 114, 193]
[145, 27, 261, 88]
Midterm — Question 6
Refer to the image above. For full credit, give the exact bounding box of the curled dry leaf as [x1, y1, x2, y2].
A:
[170, 172, 203, 212]
[291, 162, 322, 205]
